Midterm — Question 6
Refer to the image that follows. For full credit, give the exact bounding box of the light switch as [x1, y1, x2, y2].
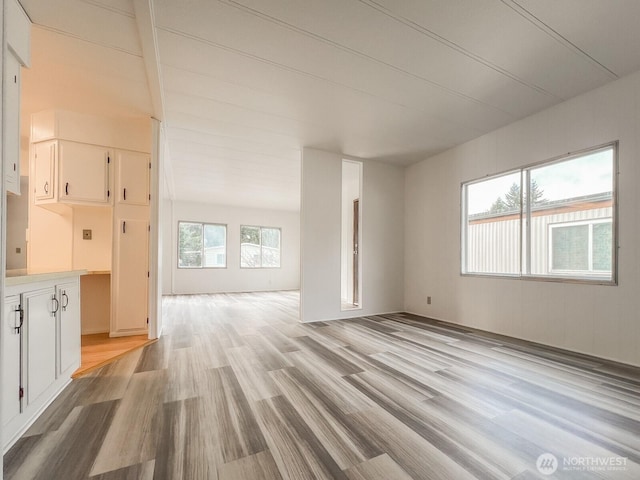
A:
[83, 229, 92, 240]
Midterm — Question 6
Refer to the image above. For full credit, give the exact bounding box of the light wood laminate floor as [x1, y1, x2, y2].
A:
[73, 333, 155, 378]
[4, 291, 640, 479]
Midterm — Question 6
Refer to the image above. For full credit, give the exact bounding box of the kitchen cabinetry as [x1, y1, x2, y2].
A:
[3, 52, 22, 194]
[33, 140, 56, 201]
[3, 0, 31, 195]
[24, 288, 57, 405]
[2, 273, 83, 452]
[112, 219, 149, 334]
[117, 150, 150, 206]
[57, 282, 81, 375]
[2, 296, 22, 430]
[32, 140, 112, 208]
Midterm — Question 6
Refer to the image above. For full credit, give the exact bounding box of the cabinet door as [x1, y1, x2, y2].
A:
[57, 282, 81, 375]
[33, 141, 56, 201]
[25, 288, 57, 405]
[58, 141, 110, 204]
[113, 219, 148, 332]
[117, 150, 149, 205]
[2, 295, 22, 427]
[4, 52, 21, 194]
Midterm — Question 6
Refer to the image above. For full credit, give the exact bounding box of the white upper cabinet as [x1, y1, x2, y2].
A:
[4, 0, 32, 195]
[33, 140, 56, 201]
[32, 140, 112, 208]
[116, 150, 150, 206]
[4, 52, 22, 195]
[58, 141, 111, 204]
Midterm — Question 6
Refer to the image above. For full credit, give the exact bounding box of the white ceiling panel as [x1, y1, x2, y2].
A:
[513, 0, 640, 77]
[362, 0, 618, 99]
[17, 0, 640, 211]
[20, 0, 142, 54]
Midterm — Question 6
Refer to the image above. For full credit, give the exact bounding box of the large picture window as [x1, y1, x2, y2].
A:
[461, 143, 617, 283]
[241, 225, 281, 268]
[178, 222, 227, 268]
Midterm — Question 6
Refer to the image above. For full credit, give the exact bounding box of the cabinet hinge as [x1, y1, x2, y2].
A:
[19, 387, 24, 399]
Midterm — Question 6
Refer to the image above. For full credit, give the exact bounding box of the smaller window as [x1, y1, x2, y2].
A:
[241, 225, 281, 268]
[178, 222, 226, 268]
[549, 219, 612, 276]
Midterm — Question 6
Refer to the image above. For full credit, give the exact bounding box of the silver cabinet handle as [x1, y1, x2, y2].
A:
[62, 292, 69, 311]
[44, 181, 49, 194]
[51, 296, 60, 316]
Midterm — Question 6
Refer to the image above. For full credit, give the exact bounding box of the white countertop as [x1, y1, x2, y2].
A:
[5, 270, 87, 286]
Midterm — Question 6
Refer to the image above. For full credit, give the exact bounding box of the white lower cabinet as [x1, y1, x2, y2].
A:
[2, 296, 22, 429]
[57, 282, 81, 375]
[24, 287, 57, 405]
[2, 274, 82, 453]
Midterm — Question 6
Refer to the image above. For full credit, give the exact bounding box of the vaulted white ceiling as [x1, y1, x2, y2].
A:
[18, 0, 640, 211]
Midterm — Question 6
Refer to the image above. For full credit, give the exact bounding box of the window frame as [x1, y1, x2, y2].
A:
[240, 225, 282, 269]
[177, 221, 228, 269]
[460, 141, 618, 285]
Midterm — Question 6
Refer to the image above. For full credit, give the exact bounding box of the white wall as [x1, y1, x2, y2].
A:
[167, 201, 300, 294]
[71, 206, 112, 271]
[405, 69, 640, 367]
[301, 148, 405, 322]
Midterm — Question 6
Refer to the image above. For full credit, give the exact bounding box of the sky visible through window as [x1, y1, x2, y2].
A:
[466, 148, 613, 215]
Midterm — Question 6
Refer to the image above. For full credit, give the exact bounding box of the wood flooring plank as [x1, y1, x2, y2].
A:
[30, 401, 119, 480]
[206, 365, 268, 463]
[91, 370, 167, 476]
[345, 454, 413, 480]
[285, 350, 375, 414]
[349, 408, 479, 480]
[493, 409, 640, 479]
[218, 450, 283, 480]
[344, 375, 510, 480]
[89, 460, 155, 480]
[293, 336, 363, 376]
[253, 395, 347, 480]
[270, 368, 376, 469]
[226, 345, 279, 402]
[135, 339, 170, 373]
[243, 334, 293, 371]
[153, 398, 218, 480]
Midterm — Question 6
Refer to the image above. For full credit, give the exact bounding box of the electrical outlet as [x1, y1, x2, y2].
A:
[15, 247, 21, 254]
[83, 229, 92, 240]
[427, 296, 432, 305]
